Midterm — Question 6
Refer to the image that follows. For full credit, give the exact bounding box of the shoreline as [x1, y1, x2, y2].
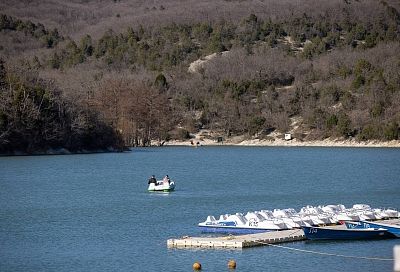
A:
[2, 139, 399, 156]
[162, 138, 400, 148]
[0, 147, 127, 157]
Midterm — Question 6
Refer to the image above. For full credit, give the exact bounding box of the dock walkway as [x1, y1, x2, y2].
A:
[167, 229, 305, 249]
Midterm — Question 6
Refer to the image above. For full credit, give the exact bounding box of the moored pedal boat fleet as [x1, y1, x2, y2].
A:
[199, 204, 400, 240]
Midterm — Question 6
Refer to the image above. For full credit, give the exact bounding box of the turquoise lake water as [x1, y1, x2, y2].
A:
[0, 146, 399, 271]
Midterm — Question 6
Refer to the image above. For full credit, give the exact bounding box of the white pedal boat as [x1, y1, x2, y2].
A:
[148, 180, 175, 192]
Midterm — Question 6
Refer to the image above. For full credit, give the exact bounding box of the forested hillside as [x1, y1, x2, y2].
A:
[0, 60, 123, 154]
[1, 0, 399, 151]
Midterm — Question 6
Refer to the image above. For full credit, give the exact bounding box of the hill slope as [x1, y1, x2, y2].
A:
[0, 0, 399, 150]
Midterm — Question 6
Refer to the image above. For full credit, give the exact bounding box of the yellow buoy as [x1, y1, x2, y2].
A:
[228, 259, 236, 269]
[193, 262, 202, 270]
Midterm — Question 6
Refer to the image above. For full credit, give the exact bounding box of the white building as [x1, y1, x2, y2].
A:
[284, 133, 292, 141]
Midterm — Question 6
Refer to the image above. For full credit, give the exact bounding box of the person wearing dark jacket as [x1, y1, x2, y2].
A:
[148, 175, 157, 184]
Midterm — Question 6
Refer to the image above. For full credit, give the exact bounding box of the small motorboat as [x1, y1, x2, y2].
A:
[148, 180, 175, 192]
[345, 220, 400, 237]
[302, 226, 395, 240]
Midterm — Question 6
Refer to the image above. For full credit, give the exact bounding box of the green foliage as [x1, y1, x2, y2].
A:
[325, 32, 340, 48]
[219, 80, 261, 100]
[154, 73, 167, 90]
[62, 40, 85, 66]
[207, 32, 227, 53]
[28, 6, 399, 70]
[351, 74, 365, 89]
[94, 29, 116, 58]
[48, 52, 61, 69]
[364, 33, 378, 48]
[336, 113, 352, 137]
[358, 124, 381, 140]
[354, 59, 372, 75]
[0, 59, 6, 87]
[249, 116, 266, 135]
[351, 24, 366, 41]
[337, 66, 352, 79]
[80, 35, 94, 56]
[0, 14, 62, 47]
[351, 59, 386, 90]
[326, 114, 338, 129]
[236, 14, 262, 45]
[384, 122, 399, 140]
[370, 103, 384, 118]
[321, 85, 343, 103]
[192, 23, 212, 42]
[302, 42, 317, 59]
[301, 37, 329, 59]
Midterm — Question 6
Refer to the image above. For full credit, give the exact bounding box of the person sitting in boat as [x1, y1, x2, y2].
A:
[163, 175, 170, 185]
[148, 175, 157, 185]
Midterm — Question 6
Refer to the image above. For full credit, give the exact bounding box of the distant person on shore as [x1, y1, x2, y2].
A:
[163, 175, 170, 185]
[148, 175, 157, 185]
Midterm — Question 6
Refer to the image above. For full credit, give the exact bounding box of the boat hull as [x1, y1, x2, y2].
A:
[302, 226, 394, 240]
[346, 221, 400, 237]
[148, 181, 175, 192]
[198, 225, 277, 234]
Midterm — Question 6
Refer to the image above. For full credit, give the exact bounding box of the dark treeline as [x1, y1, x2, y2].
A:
[0, 0, 399, 152]
[0, 60, 123, 154]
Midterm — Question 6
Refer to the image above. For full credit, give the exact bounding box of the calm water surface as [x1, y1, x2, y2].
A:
[0, 147, 399, 271]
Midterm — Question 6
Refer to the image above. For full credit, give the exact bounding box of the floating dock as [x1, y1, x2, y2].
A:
[167, 219, 400, 249]
[167, 229, 305, 249]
